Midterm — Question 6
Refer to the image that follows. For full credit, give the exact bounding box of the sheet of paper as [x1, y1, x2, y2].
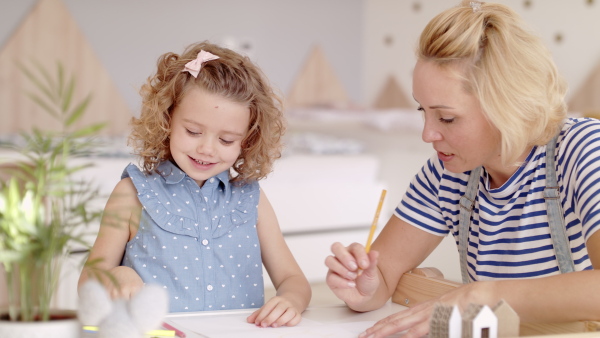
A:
[166, 312, 374, 338]
[337, 321, 405, 337]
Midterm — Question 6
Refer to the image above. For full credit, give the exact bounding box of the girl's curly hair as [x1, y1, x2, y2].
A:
[129, 41, 286, 183]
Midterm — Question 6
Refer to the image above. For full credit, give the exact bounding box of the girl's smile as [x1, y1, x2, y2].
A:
[188, 155, 216, 168]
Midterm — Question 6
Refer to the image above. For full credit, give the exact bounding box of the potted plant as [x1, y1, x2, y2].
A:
[0, 61, 105, 337]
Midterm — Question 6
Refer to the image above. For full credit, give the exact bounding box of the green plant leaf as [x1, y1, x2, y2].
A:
[25, 92, 59, 118]
[32, 59, 58, 103]
[61, 76, 75, 114]
[71, 123, 106, 138]
[1, 59, 107, 322]
[0, 250, 25, 263]
[57, 62, 65, 99]
[17, 62, 55, 106]
[66, 94, 91, 127]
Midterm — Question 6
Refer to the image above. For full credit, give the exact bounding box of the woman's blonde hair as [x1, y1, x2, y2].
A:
[417, 0, 567, 166]
[129, 41, 285, 183]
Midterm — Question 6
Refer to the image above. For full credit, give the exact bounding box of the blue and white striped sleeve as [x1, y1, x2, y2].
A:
[395, 156, 450, 236]
[566, 119, 600, 240]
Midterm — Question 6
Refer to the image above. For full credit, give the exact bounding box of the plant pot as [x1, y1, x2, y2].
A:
[0, 309, 81, 338]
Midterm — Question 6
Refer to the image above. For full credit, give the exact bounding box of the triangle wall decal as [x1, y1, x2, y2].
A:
[372, 75, 412, 109]
[568, 60, 600, 115]
[286, 44, 352, 109]
[0, 0, 133, 135]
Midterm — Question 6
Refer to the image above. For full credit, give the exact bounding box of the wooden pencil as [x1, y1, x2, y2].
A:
[365, 189, 387, 253]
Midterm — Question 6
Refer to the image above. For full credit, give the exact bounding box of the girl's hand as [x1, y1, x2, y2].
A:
[324, 242, 380, 308]
[105, 266, 145, 299]
[359, 281, 495, 338]
[246, 296, 303, 328]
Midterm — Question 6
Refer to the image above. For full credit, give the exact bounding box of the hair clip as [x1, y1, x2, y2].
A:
[182, 50, 220, 78]
[469, 1, 482, 12]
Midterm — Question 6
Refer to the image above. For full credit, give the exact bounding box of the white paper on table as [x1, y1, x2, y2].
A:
[338, 321, 405, 337]
[166, 311, 377, 338]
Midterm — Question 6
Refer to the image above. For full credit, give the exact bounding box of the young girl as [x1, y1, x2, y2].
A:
[79, 41, 311, 328]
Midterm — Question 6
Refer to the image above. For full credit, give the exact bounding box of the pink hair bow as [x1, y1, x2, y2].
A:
[182, 50, 220, 78]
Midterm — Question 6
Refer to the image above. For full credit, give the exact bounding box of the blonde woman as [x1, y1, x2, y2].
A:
[326, 1, 600, 337]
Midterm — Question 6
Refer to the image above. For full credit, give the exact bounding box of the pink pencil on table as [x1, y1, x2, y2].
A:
[162, 322, 186, 338]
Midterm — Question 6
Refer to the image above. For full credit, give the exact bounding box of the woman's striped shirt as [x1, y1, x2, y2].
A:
[396, 118, 600, 281]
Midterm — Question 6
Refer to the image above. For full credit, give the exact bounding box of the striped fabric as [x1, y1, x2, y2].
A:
[396, 118, 600, 281]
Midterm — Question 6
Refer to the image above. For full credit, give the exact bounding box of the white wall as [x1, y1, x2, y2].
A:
[4, 1, 598, 112]
[364, 0, 600, 107]
[0, 0, 364, 113]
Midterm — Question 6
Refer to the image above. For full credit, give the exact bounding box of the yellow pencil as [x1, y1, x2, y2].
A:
[82, 326, 175, 337]
[365, 189, 387, 253]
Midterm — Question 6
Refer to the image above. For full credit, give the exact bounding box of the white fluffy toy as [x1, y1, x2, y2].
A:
[78, 280, 169, 338]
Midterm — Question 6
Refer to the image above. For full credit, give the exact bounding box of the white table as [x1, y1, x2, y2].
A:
[162, 303, 600, 338]
[76, 300, 599, 338]
[163, 302, 406, 338]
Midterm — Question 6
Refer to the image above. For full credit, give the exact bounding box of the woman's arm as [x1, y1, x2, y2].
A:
[479, 230, 600, 322]
[78, 177, 144, 299]
[326, 215, 444, 312]
[360, 230, 600, 338]
[586, 229, 600, 268]
[246, 189, 311, 327]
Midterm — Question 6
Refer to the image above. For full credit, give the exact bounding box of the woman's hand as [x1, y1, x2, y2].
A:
[359, 281, 496, 338]
[359, 299, 435, 338]
[246, 296, 303, 328]
[105, 266, 145, 299]
[324, 242, 381, 309]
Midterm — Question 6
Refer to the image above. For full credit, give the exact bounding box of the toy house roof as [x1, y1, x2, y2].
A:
[493, 299, 520, 338]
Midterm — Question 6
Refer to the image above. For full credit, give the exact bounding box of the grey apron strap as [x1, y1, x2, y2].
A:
[458, 134, 573, 285]
[458, 166, 482, 284]
[544, 134, 575, 273]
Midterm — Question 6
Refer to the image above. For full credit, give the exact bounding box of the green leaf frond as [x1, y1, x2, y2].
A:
[1, 59, 107, 322]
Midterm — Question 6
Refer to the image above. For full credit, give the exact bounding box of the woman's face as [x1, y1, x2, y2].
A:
[412, 60, 502, 174]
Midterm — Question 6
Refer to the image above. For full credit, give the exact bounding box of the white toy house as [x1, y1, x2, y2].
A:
[430, 300, 519, 338]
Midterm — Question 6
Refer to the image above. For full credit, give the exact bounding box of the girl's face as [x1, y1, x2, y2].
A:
[412, 60, 502, 175]
[169, 86, 250, 187]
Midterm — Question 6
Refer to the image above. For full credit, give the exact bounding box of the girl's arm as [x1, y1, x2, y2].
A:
[246, 189, 311, 328]
[78, 177, 144, 299]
